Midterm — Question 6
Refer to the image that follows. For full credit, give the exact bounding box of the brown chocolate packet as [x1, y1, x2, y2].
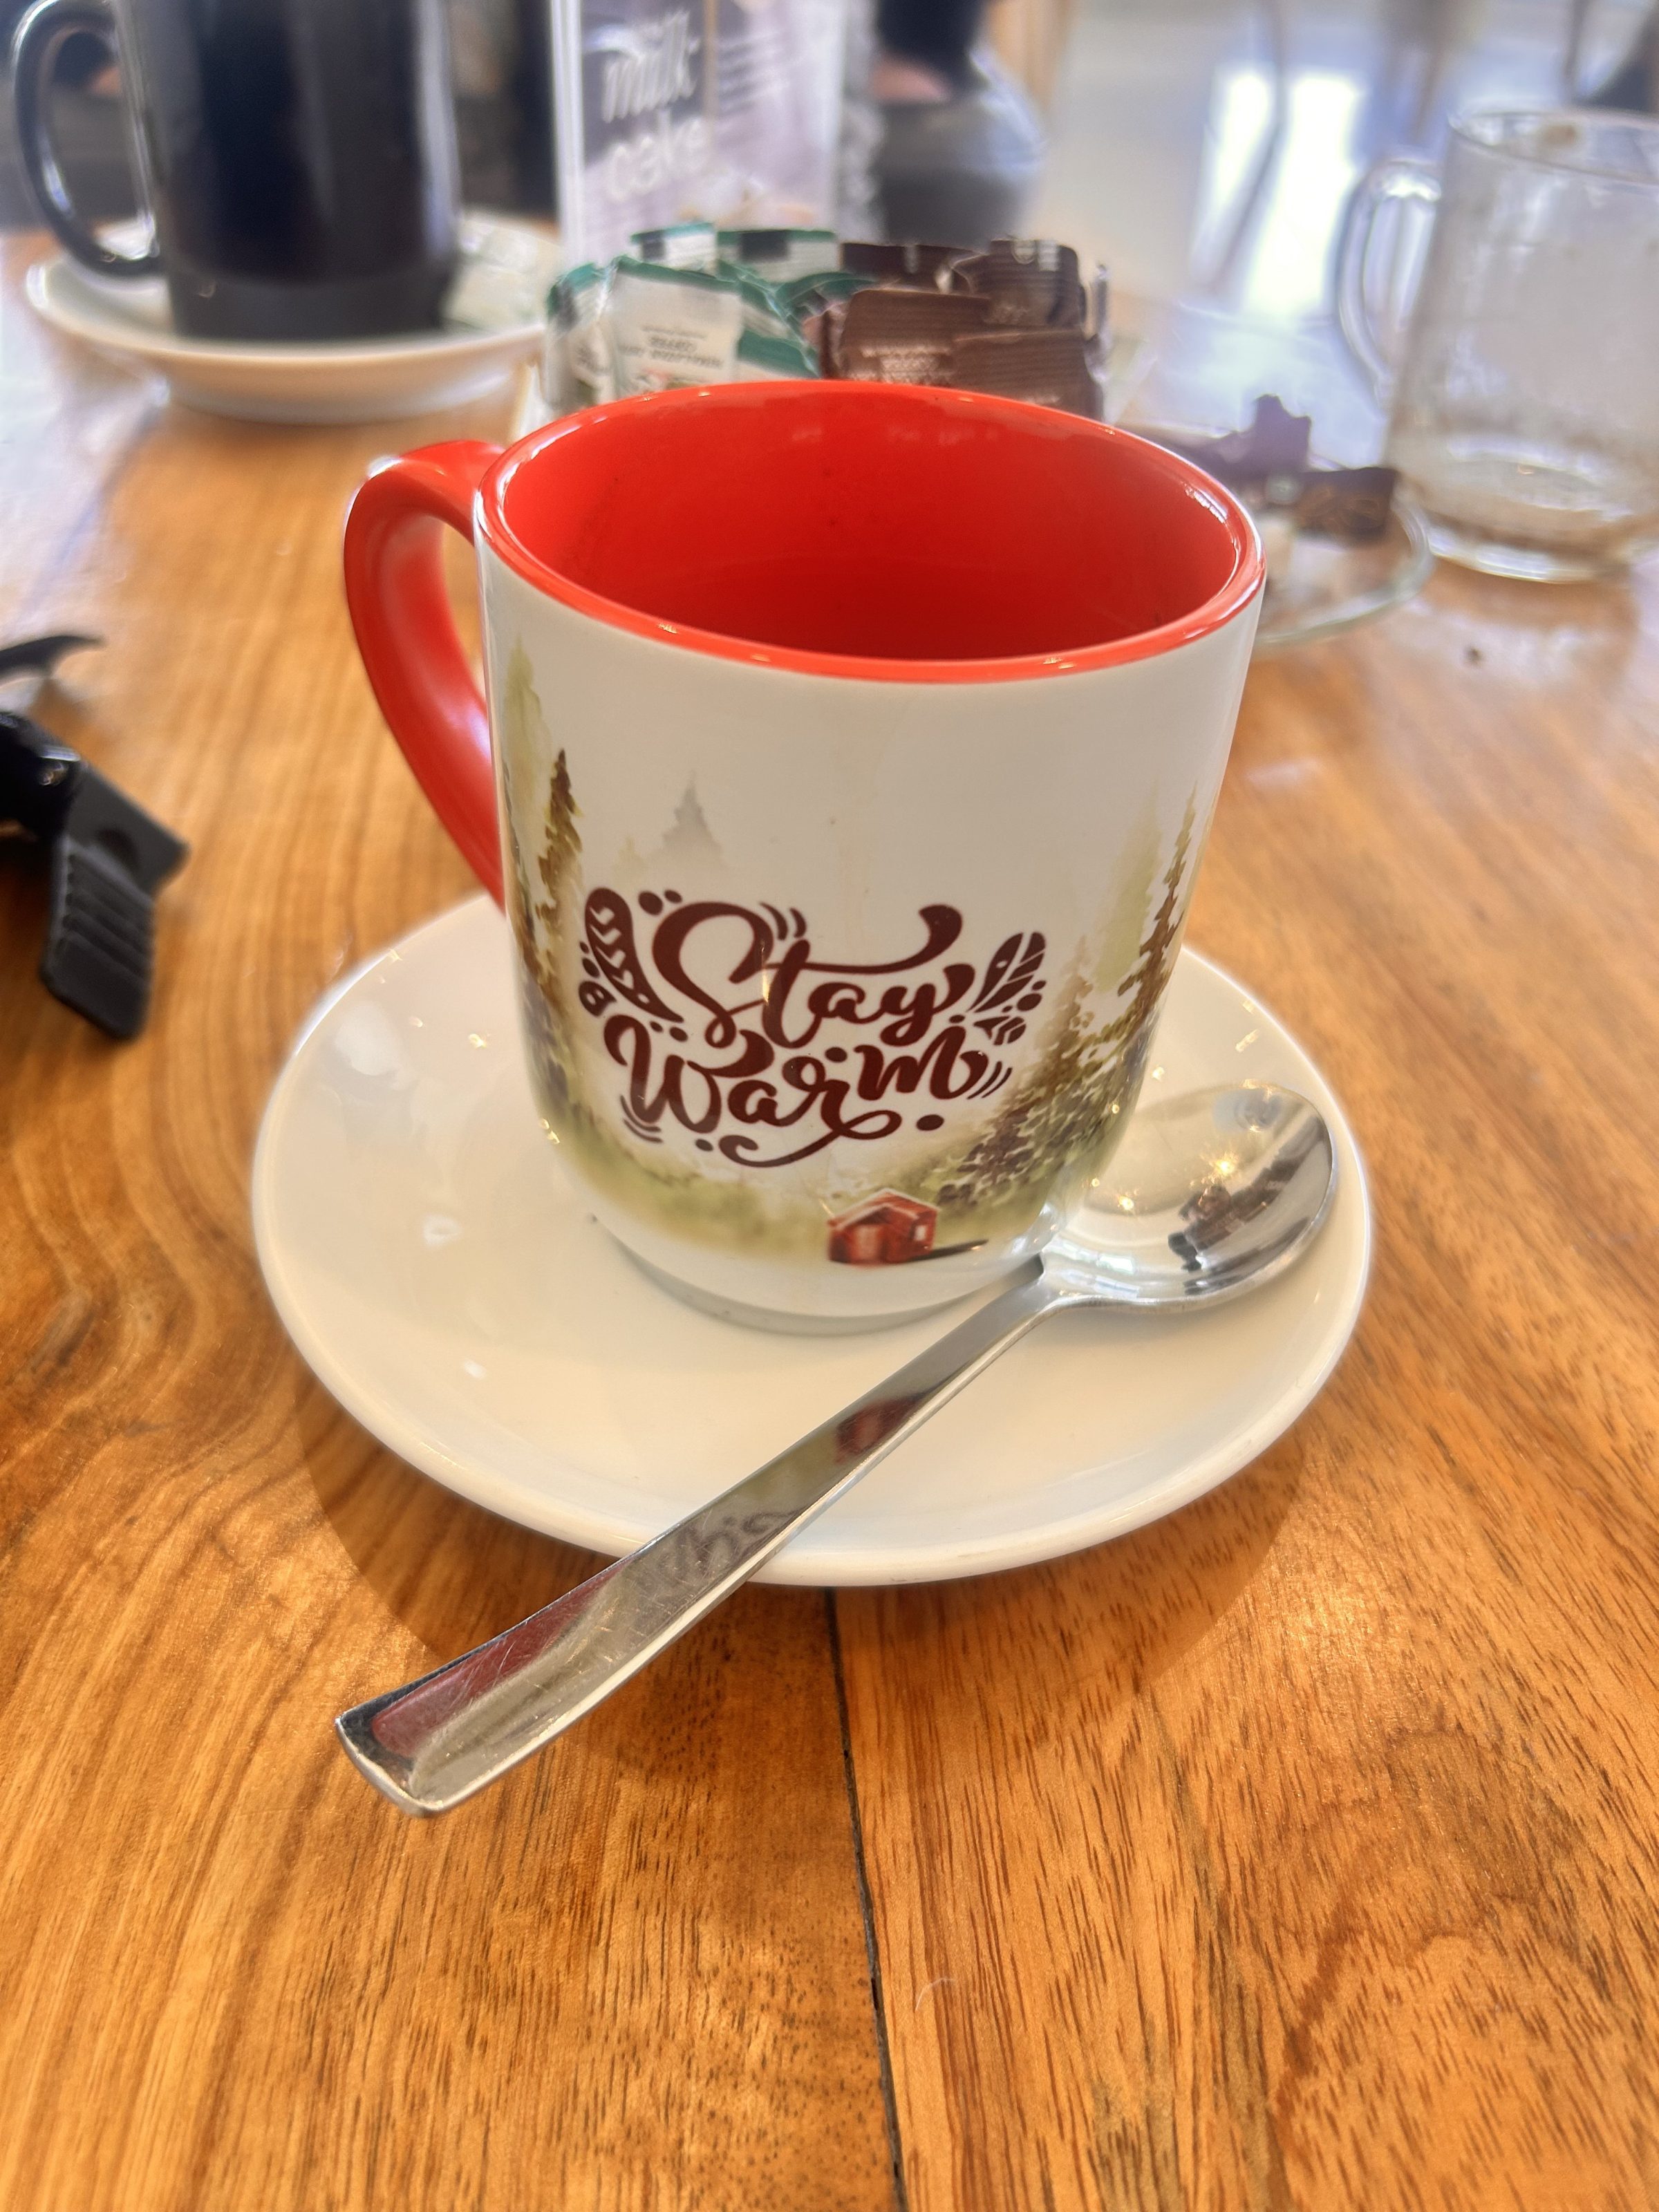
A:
[830, 285, 995, 384]
[1292, 466, 1398, 541]
[1154, 396, 1398, 540]
[1159, 397, 1313, 486]
[949, 238, 1084, 328]
[841, 240, 962, 285]
[944, 329, 1103, 420]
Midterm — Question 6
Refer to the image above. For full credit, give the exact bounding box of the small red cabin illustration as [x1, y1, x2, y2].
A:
[827, 1190, 938, 1266]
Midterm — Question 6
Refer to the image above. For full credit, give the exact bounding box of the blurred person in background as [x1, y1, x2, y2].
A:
[872, 0, 1047, 239]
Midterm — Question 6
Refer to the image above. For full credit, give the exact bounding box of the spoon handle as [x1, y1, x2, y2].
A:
[336, 1263, 1065, 1815]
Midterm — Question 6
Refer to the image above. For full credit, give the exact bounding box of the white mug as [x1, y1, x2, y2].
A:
[344, 381, 1262, 1328]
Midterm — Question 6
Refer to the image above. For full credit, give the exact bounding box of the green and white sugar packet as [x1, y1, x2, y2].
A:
[545, 263, 612, 413]
[717, 228, 840, 286]
[606, 258, 747, 395]
[628, 223, 719, 272]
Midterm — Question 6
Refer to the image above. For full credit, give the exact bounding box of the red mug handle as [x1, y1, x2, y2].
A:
[343, 440, 505, 905]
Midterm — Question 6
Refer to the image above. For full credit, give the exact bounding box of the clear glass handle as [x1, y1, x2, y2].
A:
[1335, 155, 1441, 403]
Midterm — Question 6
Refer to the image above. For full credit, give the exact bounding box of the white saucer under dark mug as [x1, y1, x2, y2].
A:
[26, 214, 556, 424]
[253, 898, 1371, 1586]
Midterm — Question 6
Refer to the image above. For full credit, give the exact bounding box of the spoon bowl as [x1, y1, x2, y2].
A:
[1044, 1082, 1337, 1306]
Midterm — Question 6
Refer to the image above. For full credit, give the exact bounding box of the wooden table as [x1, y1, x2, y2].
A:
[3, 233, 1657, 2211]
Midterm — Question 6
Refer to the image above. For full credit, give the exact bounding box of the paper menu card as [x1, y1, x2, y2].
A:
[553, 0, 849, 265]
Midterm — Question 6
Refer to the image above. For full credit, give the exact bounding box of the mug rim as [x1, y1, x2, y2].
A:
[1452, 105, 1659, 192]
[479, 382, 1264, 685]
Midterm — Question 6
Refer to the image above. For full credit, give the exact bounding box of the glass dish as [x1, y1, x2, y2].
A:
[1132, 421, 1435, 653]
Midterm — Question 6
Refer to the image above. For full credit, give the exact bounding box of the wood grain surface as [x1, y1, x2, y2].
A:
[0, 239, 895, 2212]
[841, 564, 1659, 2211]
[3, 229, 1658, 2210]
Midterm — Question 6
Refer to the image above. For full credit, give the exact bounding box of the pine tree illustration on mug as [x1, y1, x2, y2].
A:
[497, 640, 1203, 1255]
[499, 641, 583, 1116]
[930, 797, 1196, 1212]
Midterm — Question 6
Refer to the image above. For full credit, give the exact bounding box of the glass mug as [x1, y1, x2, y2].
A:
[1339, 109, 1659, 581]
[343, 382, 1262, 1330]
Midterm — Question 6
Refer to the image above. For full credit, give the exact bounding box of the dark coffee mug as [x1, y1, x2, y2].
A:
[10, 0, 460, 341]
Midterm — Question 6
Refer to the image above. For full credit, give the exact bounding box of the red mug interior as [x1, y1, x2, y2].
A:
[485, 382, 1259, 674]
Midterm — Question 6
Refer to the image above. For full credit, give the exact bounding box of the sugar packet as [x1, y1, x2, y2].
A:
[778, 268, 875, 321]
[606, 258, 745, 395]
[828, 286, 995, 383]
[544, 263, 614, 413]
[840, 240, 960, 285]
[628, 223, 719, 272]
[717, 227, 840, 285]
[723, 266, 800, 343]
[948, 238, 1085, 329]
[735, 328, 820, 380]
[945, 329, 1103, 418]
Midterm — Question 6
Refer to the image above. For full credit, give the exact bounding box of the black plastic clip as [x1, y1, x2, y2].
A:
[0, 671, 187, 1038]
[0, 631, 104, 689]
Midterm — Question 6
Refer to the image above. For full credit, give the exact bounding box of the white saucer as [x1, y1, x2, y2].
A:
[253, 897, 1371, 1585]
[26, 214, 557, 424]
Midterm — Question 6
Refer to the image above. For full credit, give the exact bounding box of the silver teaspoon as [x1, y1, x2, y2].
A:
[337, 1082, 1335, 1815]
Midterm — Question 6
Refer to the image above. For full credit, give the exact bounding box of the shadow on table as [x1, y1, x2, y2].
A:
[836, 1437, 1306, 1712]
[299, 1347, 1305, 1704]
[295, 1370, 823, 1681]
[297, 1371, 596, 1662]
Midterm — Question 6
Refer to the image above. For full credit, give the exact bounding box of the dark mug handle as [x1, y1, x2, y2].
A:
[9, 0, 162, 277]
